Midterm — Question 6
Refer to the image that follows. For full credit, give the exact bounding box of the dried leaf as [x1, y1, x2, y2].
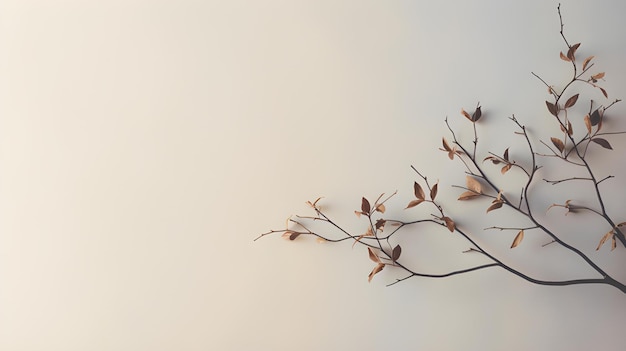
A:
[551, 137, 565, 153]
[406, 199, 424, 209]
[282, 231, 300, 240]
[472, 106, 482, 122]
[443, 216, 455, 232]
[510, 230, 524, 248]
[316, 237, 326, 243]
[484, 156, 501, 165]
[599, 87, 608, 98]
[375, 219, 386, 231]
[466, 176, 482, 194]
[591, 138, 612, 150]
[430, 182, 439, 201]
[582, 55, 594, 71]
[501, 163, 512, 174]
[584, 114, 592, 134]
[375, 203, 386, 213]
[368, 247, 381, 263]
[442, 137, 452, 152]
[486, 201, 503, 213]
[596, 230, 614, 251]
[361, 197, 371, 214]
[567, 121, 573, 136]
[461, 108, 472, 121]
[546, 101, 558, 116]
[590, 109, 601, 126]
[566, 43, 580, 61]
[612, 235, 617, 251]
[503, 148, 509, 162]
[564, 94, 579, 108]
[354, 210, 362, 218]
[560, 51, 571, 62]
[368, 263, 385, 282]
[392, 244, 402, 261]
[458, 191, 480, 201]
[414, 182, 425, 200]
[592, 72, 605, 80]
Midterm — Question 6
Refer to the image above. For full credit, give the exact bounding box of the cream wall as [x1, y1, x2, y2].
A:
[1, 1, 626, 350]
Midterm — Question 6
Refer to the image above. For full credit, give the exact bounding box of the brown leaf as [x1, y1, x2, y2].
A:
[592, 72, 605, 80]
[316, 237, 326, 243]
[486, 201, 503, 213]
[501, 163, 512, 175]
[567, 122, 573, 136]
[612, 235, 617, 251]
[584, 114, 592, 134]
[596, 231, 614, 251]
[430, 182, 438, 201]
[375, 203, 386, 213]
[559, 51, 571, 62]
[599, 87, 608, 98]
[361, 197, 371, 214]
[510, 230, 524, 248]
[443, 216, 455, 232]
[564, 94, 579, 108]
[466, 176, 482, 194]
[282, 231, 300, 240]
[461, 109, 472, 121]
[546, 101, 558, 116]
[589, 109, 601, 126]
[392, 244, 402, 261]
[375, 219, 386, 231]
[472, 106, 482, 122]
[591, 138, 613, 150]
[582, 55, 594, 71]
[503, 148, 509, 162]
[458, 191, 481, 201]
[566, 43, 580, 61]
[414, 182, 425, 200]
[368, 247, 381, 263]
[406, 199, 424, 209]
[551, 137, 565, 153]
[483, 156, 501, 165]
[442, 137, 452, 152]
[368, 263, 385, 282]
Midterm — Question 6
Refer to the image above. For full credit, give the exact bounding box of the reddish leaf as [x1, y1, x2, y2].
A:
[551, 137, 565, 153]
[442, 138, 452, 152]
[406, 199, 424, 209]
[582, 55, 594, 71]
[546, 101, 558, 116]
[510, 230, 524, 248]
[596, 231, 613, 251]
[564, 94, 579, 108]
[414, 182, 425, 200]
[368, 247, 381, 263]
[501, 163, 512, 174]
[592, 72, 605, 80]
[559, 51, 571, 62]
[461, 109, 472, 121]
[584, 114, 592, 134]
[487, 201, 503, 213]
[599, 87, 608, 98]
[392, 244, 402, 261]
[443, 217, 455, 232]
[591, 138, 612, 150]
[368, 263, 385, 282]
[361, 197, 371, 214]
[566, 43, 580, 61]
[430, 182, 438, 201]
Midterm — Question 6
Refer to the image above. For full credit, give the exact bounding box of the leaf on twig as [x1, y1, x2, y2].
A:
[589, 109, 602, 126]
[466, 176, 482, 194]
[599, 87, 608, 98]
[582, 55, 594, 71]
[430, 182, 439, 201]
[361, 197, 371, 214]
[560, 51, 571, 62]
[487, 201, 503, 213]
[501, 163, 512, 175]
[461, 108, 472, 121]
[368, 263, 385, 282]
[546, 101, 559, 116]
[591, 72, 605, 80]
[392, 245, 402, 262]
[375, 203, 386, 213]
[510, 230, 524, 248]
[443, 216, 455, 232]
[551, 137, 565, 153]
[368, 247, 381, 263]
[375, 219, 386, 231]
[442, 138, 457, 160]
[406, 199, 424, 209]
[414, 181, 425, 200]
[596, 230, 614, 251]
[591, 138, 612, 150]
[566, 43, 580, 61]
[472, 106, 482, 122]
[564, 94, 579, 108]
[316, 237, 326, 243]
[282, 231, 300, 240]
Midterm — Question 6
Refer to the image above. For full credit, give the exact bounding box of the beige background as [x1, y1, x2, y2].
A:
[2, 0, 626, 350]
